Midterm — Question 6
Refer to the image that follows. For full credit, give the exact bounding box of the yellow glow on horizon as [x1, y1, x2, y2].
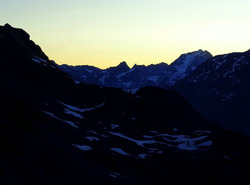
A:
[1, 0, 250, 69]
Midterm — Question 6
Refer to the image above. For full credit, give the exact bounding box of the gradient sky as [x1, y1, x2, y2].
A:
[1, 0, 250, 69]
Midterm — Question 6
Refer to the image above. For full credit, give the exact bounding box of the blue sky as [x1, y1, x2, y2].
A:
[1, 0, 250, 68]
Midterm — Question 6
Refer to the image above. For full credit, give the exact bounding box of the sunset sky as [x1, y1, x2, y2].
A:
[1, 0, 250, 69]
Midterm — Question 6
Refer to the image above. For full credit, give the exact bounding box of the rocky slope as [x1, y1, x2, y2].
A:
[0, 24, 250, 185]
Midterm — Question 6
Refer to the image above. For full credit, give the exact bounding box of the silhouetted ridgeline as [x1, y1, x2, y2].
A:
[0, 24, 250, 185]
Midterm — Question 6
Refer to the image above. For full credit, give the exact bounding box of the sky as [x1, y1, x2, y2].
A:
[1, 0, 250, 69]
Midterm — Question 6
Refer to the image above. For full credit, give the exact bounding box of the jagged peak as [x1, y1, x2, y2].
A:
[132, 64, 137, 68]
[0, 24, 50, 63]
[118, 61, 128, 66]
[185, 49, 211, 56]
[0, 23, 12, 30]
[132, 64, 146, 68]
[117, 61, 130, 69]
[0, 23, 30, 40]
[173, 50, 212, 63]
[4, 23, 12, 28]
[147, 62, 169, 67]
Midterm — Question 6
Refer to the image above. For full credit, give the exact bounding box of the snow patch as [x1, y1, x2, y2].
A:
[144, 131, 212, 151]
[215, 59, 227, 70]
[86, 136, 100, 141]
[116, 68, 136, 78]
[177, 139, 212, 151]
[158, 133, 211, 151]
[143, 135, 154, 139]
[32, 58, 42, 64]
[150, 131, 159, 134]
[110, 171, 121, 179]
[197, 140, 212, 147]
[64, 109, 84, 119]
[64, 120, 79, 128]
[99, 75, 106, 84]
[177, 142, 197, 150]
[43, 111, 78, 128]
[138, 154, 148, 159]
[88, 130, 97, 134]
[110, 148, 129, 156]
[193, 130, 212, 134]
[116, 72, 128, 78]
[58, 101, 104, 113]
[34, 56, 47, 63]
[174, 53, 198, 77]
[161, 134, 207, 143]
[109, 132, 158, 147]
[73, 144, 92, 151]
[111, 124, 119, 129]
[32, 56, 48, 66]
[43, 111, 59, 119]
[85, 69, 93, 73]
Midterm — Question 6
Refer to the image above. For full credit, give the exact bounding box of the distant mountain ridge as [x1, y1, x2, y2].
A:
[59, 49, 212, 90]
[174, 50, 250, 137]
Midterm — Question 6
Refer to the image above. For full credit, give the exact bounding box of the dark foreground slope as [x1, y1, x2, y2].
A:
[0, 24, 250, 185]
[174, 50, 250, 137]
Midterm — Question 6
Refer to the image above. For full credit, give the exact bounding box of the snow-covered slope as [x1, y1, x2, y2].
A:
[59, 50, 212, 90]
[169, 49, 212, 85]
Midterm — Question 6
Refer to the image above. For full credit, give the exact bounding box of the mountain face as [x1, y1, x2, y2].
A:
[1, 24, 250, 185]
[174, 50, 250, 137]
[59, 50, 212, 90]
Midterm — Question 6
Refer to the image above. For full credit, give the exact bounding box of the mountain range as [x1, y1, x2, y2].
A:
[1, 24, 250, 185]
[59, 47, 250, 138]
[59, 49, 212, 90]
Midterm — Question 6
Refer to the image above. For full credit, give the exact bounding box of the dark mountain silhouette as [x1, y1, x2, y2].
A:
[174, 50, 250, 137]
[59, 50, 212, 90]
[0, 24, 250, 185]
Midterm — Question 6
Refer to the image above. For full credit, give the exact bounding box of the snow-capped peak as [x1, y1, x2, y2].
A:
[172, 50, 212, 73]
[167, 50, 213, 84]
